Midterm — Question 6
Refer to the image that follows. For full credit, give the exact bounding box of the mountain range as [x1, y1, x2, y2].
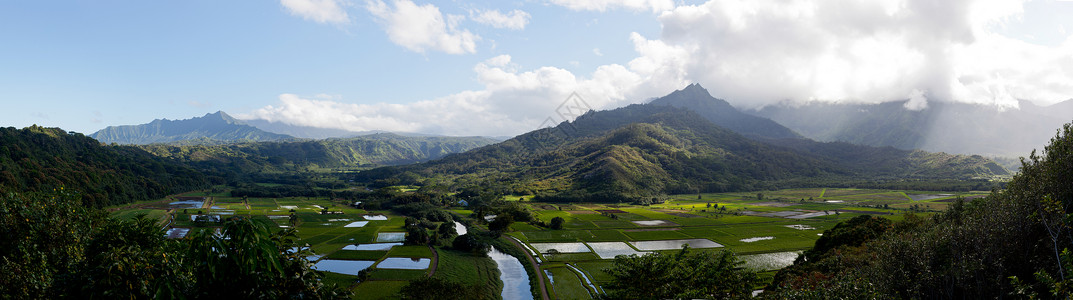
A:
[90, 111, 295, 145]
[749, 98, 1073, 157]
[139, 133, 499, 173]
[359, 85, 1008, 202]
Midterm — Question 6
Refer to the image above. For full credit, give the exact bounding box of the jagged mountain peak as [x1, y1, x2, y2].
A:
[89, 111, 293, 145]
[648, 84, 801, 139]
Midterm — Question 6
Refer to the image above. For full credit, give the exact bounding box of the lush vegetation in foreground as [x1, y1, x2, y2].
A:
[0, 190, 349, 299]
[763, 123, 1073, 298]
[0, 126, 214, 207]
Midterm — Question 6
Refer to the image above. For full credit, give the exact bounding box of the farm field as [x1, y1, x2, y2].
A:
[110, 187, 984, 299]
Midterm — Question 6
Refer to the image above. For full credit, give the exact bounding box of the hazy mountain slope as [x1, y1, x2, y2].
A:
[242, 119, 372, 139]
[0, 126, 212, 207]
[648, 83, 802, 139]
[750, 100, 1073, 157]
[359, 99, 1006, 201]
[139, 133, 498, 172]
[90, 111, 294, 145]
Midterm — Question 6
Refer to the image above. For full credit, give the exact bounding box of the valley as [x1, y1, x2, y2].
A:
[109, 185, 985, 299]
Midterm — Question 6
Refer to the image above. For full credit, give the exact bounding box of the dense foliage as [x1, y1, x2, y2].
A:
[0, 126, 213, 207]
[0, 189, 348, 299]
[141, 133, 496, 173]
[601, 247, 759, 300]
[766, 122, 1073, 298]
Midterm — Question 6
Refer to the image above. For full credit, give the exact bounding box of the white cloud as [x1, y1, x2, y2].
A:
[281, 0, 351, 25]
[240, 55, 650, 136]
[593, 48, 603, 56]
[249, 0, 1073, 137]
[366, 0, 479, 54]
[471, 9, 530, 30]
[621, 0, 1073, 109]
[549, 0, 675, 13]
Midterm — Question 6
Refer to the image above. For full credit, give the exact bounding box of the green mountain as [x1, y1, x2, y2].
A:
[359, 87, 1007, 202]
[0, 126, 213, 207]
[90, 111, 295, 145]
[139, 133, 499, 173]
[649, 83, 801, 139]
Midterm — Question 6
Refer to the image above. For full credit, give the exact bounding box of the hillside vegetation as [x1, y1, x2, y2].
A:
[358, 102, 1007, 203]
[140, 133, 498, 173]
[0, 126, 212, 207]
[765, 122, 1073, 298]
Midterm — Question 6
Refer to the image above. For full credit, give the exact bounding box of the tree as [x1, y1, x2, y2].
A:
[438, 222, 458, 239]
[399, 277, 487, 300]
[183, 218, 350, 299]
[488, 214, 515, 232]
[549, 216, 565, 230]
[405, 225, 430, 245]
[452, 233, 490, 256]
[603, 247, 758, 300]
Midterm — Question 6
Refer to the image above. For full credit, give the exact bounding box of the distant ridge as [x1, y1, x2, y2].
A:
[90, 111, 295, 145]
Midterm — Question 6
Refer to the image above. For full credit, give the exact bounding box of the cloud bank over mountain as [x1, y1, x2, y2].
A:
[250, 0, 1073, 137]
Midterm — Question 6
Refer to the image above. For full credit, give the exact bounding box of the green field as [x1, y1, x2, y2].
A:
[110, 187, 983, 300]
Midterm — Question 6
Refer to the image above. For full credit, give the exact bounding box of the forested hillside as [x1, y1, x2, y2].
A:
[140, 133, 498, 173]
[0, 126, 213, 207]
[358, 102, 1007, 202]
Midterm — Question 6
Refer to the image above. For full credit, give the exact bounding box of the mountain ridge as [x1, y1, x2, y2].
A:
[90, 111, 295, 145]
[357, 85, 1007, 201]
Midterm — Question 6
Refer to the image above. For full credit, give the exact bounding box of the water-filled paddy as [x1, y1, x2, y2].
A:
[785, 225, 815, 230]
[630, 239, 723, 251]
[343, 242, 402, 251]
[740, 251, 801, 271]
[376, 257, 430, 269]
[786, 211, 829, 219]
[531, 242, 591, 253]
[632, 220, 674, 226]
[740, 236, 775, 242]
[588, 242, 647, 259]
[363, 215, 388, 221]
[908, 194, 953, 201]
[344, 221, 369, 228]
[312, 259, 375, 275]
[489, 247, 533, 300]
[376, 232, 406, 242]
[169, 200, 203, 209]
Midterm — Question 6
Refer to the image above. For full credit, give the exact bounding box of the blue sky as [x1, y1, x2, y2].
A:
[2, 0, 1072, 136]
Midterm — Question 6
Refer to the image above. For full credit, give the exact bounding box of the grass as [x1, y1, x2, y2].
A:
[351, 280, 407, 299]
[388, 245, 433, 258]
[622, 230, 692, 241]
[432, 248, 502, 296]
[325, 250, 387, 261]
[109, 187, 959, 300]
[546, 266, 593, 300]
[367, 269, 426, 281]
